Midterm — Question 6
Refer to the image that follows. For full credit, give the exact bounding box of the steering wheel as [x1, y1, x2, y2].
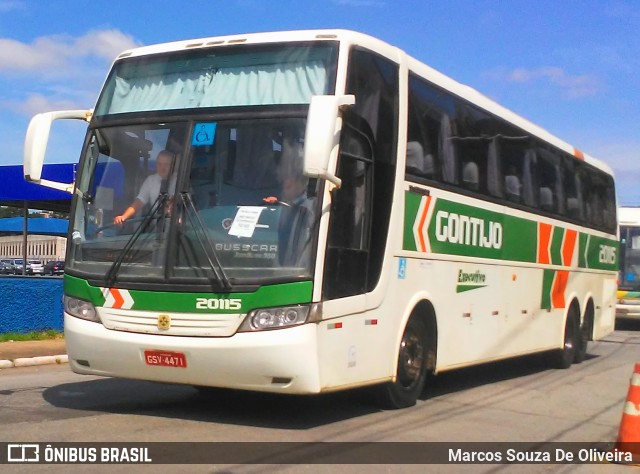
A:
[90, 216, 147, 236]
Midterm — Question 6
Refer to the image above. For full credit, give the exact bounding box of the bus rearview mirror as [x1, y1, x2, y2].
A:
[303, 95, 355, 188]
[24, 109, 92, 193]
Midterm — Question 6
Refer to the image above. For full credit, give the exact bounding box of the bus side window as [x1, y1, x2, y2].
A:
[582, 171, 605, 230]
[440, 114, 457, 184]
[495, 135, 532, 204]
[539, 186, 554, 212]
[406, 141, 435, 178]
[450, 103, 494, 195]
[584, 172, 615, 231]
[486, 137, 502, 198]
[505, 173, 521, 202]
[323, 121, 373, 300]
[588, 193, 604, 227]
[602, 178, 617, 232]
[522, 148, 537, 207]
[462, 161, 479, 191]
[536, 149, 560, 214]
[406, 73, 449, 182]
[563, 161, 584, 221]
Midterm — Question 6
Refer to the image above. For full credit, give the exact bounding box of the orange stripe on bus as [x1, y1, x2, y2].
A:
[552, 270, 569, 308]
[417, 195, 431, 252]
[562, 229, 578, 266]
[111, 288, 125, 309]
[538, 223, 553, 264]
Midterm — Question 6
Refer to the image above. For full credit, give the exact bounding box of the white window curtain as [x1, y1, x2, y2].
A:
[107, 62, 327, 114]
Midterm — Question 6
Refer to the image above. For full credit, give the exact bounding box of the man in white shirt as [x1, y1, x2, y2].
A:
[265, 173, 315, 267]
[113, 150, 176, 225]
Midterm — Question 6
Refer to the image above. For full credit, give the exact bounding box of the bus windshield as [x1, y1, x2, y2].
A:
[68, 118, 320, 287]
[67, 41, 339, 288]
[619, 225, 640, 291]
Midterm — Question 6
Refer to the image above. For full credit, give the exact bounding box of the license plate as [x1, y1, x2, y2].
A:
[144, 350, 187, 368]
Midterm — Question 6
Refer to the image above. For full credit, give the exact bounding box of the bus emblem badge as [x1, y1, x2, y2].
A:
[157, 314, 171, 330]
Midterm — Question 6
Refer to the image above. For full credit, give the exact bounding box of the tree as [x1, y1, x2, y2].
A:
[0, 206, 23, 218]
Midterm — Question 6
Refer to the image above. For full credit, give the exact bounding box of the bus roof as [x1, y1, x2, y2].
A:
[113, 29, 613, 177]
[618, 207, 640, 225]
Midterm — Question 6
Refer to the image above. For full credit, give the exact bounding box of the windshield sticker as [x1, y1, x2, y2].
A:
[228, 206, 265, 238]
[192, 122, 216, 146]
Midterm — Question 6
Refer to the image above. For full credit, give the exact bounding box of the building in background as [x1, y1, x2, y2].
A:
[0, 216, 68, 264]
[0, 234, 66, 263]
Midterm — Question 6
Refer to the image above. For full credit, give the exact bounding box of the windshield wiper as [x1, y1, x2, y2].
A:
[180, 192, 232, 290]
[105, 191, 168, 285]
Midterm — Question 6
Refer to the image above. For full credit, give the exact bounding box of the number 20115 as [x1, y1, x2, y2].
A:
[599, 245, 616, 264]
[195, 298, 242, 310]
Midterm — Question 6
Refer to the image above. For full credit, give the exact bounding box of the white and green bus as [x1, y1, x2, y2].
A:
[616, 207, 640, 320]
[24, 30, 618, 408]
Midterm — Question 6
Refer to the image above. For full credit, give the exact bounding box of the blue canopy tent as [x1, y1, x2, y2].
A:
[0, 163, 75, 212]
[0, 217, 68, 236]
[0, 163, 74, 274]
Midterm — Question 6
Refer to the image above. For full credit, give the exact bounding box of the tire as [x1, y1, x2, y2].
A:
[377, 317, 428, 409]
[193, 385, 223, 395]
[551, 309, 579, 369]
[574, 316, 590, 364]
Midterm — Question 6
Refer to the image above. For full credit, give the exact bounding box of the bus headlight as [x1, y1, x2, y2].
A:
[238, 305, 311, 332]
[64, 295, 100, 323]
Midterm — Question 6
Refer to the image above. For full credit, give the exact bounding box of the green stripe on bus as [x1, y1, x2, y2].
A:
[541, 269, 555, 310]
[501, 214, 537, 262]
[456, 284, 487, 293]
[584, 234, 619, 271]
[579, 233, 589, 268]
[403, 192, 618, 270]
[64, 274, 313, 313]
[427, 199, 505, 260]
[403, 192, 421, 252]
[64, 274, 105, 305]
[550, 227, 564, 266]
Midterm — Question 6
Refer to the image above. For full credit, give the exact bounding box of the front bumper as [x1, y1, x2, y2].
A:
[65, 313, 322, 394]
[616, 304, 640, 320]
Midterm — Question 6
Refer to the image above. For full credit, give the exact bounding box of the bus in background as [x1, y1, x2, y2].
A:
[23, 30, 618, 409]
[617, 207, 640, 320]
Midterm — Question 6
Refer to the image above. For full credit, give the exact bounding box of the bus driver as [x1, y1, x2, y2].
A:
[113, 150, 177, 225]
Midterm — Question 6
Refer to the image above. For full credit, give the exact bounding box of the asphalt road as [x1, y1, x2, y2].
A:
[1, 319, 639, 473]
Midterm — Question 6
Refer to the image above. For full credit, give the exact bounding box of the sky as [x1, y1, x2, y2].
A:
[0, 0, 639, 204]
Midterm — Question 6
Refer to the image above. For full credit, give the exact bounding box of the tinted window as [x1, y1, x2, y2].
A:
[563, 159, 584, 220]
[323, 120, 373, 299]
[405, 71, 617, 234]
[323, 48, 399, 299]
[407, 74, 455, 181]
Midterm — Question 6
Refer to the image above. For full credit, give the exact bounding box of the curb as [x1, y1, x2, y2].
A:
[0, 354, 68, 369]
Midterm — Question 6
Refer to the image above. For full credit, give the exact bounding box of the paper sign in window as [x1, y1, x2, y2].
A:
[228, 207, 265, 238]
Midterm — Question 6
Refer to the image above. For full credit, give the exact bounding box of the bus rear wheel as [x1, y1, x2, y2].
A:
[377, 317, 428, 409]
[574, 316, 590, 364]
[551, 309, 579, 369]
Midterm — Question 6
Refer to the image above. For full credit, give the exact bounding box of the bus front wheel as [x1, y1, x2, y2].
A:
[377, 317, 428, 409]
